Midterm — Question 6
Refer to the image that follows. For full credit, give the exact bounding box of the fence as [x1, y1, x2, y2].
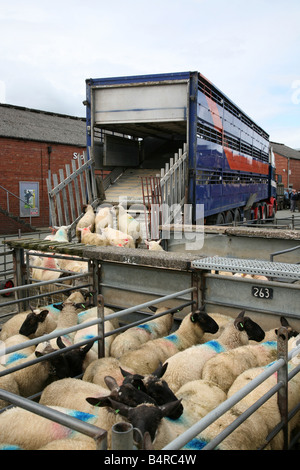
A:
[46, 151, 101, 237]
[141, 144, 188, 240]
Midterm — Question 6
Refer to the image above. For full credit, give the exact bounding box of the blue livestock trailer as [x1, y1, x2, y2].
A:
[85, 71, 277, 225]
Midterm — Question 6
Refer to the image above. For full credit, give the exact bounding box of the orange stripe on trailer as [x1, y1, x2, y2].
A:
[205, 96, 223, 131]
[224, 147, 269, 175]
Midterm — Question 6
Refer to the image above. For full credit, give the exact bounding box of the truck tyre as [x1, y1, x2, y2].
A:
[233, 208, 241, 224]
[215, 213, 225, 225]
[224, 211, 233, 225]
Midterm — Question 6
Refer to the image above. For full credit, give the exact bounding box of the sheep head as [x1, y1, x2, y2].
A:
[19, 308, 49, 337]
[233, 310, 265, 342]
[190, 310, 219, 334]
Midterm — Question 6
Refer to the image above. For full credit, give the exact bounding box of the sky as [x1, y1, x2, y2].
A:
[0, 0, 300, 149]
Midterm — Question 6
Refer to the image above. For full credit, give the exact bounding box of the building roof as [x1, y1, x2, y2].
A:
[0, 103, 86, 147]
[271, 141, 300, 161]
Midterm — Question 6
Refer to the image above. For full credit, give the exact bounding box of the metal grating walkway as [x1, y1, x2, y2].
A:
[191, 257, 300, 280]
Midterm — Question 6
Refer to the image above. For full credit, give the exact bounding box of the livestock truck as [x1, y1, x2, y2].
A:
[85, 71, 277, 227]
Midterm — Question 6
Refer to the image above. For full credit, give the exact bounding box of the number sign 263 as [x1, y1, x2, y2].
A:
[252, 286, 273, 299]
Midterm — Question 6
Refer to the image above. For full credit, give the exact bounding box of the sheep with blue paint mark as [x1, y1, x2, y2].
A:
[103, 378, 226, 450]
[119, 310, 219, 375]
[163, 311, 265, 393]
[110, 306, 174, 358]
[201, 316, 299, 394]
[201, 340, 278, 393]
[0, 376, 171, 450]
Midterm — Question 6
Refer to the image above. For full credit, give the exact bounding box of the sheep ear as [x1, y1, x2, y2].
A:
[152, 362, 168, 378]
[104, 376, 119, 391]
[107, 398, 132, 417]
[57, 336, 67, 349]
[234, 310, 245, 330]
[120, 367, 132, 378]
[148, 305, 158, 313]
[159, 399, 183, 418]
[280, 316, 289, 327]
[37, 310, 49, 322]
[144, 240, 150, 245]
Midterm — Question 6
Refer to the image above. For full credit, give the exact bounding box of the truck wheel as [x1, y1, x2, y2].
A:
[224, 211, 233, 225]
[233, 209, 241, 224]
[215, 213, 225, 225]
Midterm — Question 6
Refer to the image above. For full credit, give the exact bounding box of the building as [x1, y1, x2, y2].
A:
[0, 104, 87, 234]
[271, 141, 300, 190]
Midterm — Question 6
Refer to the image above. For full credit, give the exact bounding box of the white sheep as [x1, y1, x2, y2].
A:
[186, 404, 271, 450]
[145, 239, 164, 251]
[83, 357, 136, 388]
[73, 317, 117, 361]
[51, 225, 71, 242]
[0, 350, 53, 401]
[162, 311, 265, 393]
[116, 205, 142, 247]
[76, 204, 95, 242]
[199, 312, 233, 343]
[119, 310, 219, 375]
[78, 225, 108, 246]
[110, 306, 174, 358]
[101, 226, 135, 248]
[1, 334, 36, 367]
[95, 206, 114, 233]
[0, 377, 164, 450]
[201, 340, 278, 393]
[227, 362, 300, 450]
[36, 293, 85, 351]
[0, 405, 109, 450]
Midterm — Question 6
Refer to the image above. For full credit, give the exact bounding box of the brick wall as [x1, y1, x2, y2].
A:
[0, 138, 86, 235]
[273, 152, 300, 190]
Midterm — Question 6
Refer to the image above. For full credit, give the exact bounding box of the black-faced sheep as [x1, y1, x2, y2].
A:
[162, 311, 265, 392]
[119, 310, 219, 375]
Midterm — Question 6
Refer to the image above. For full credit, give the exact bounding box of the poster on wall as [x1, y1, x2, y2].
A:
[19, 182, 39, 217]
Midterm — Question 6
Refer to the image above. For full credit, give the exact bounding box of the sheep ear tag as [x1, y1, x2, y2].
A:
[237, 321, 244, 331]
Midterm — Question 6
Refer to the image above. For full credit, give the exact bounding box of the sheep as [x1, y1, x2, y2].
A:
[18, 308, 57, 339]
[116, 205, 142, 247]
[101, 379, 225, 451]
[200, 316, 299, 394]
[78, 225, 108, 246]
[162, 310, 265, 393]
[201, 340, 278, 393]
[1, 334, 36, 367]
[31, 255, 61, 285]
[110, 306, 174, 358]
[76, 204, 95, 242]
[0, 378, 169, 450]
[185, 404, 271, 450]
[83, 357, 136, 388]
[73, 317, 118, 361]
[145, 239, 164, 251]
[226, 362, 300, 450]
[56, 255, 89, 276]
[38, 297, 83, 350]
[0, 303, 61, 341]
[119, 310, 219, 375]
[119, 362, 183, 419]
[256, 315, 299, 343]
[95, 206, 114, 233]
[199, 312, 233, 343]
[51, 225, 71, 242]
[101, 226, 135, 248]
